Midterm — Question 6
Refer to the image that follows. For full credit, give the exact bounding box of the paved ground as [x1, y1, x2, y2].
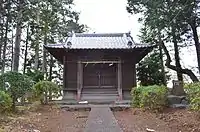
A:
[84, 106, 123, 132]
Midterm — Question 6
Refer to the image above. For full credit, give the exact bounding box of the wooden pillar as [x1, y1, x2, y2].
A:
[77, 61, 83, 101]
[117, 60, 122, 100]
[133, 63, 137, 87]
[63, 56, 66, 89]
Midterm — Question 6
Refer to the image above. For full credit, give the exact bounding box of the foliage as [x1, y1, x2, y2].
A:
[137, 49, 170, 86]
[0, 0, 86, 85]
[0, 91, 12, 113]
[131, 85, 168, 110]
[33, 81, 61, 104]
[25, 69, 44, 83]
[126, 0, 199, 82]
[0, 71, 34, 110]
[184, 82, 200, 111]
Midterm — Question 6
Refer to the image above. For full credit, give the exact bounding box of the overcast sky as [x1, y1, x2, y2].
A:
[73, 0, 199, 84]
[74, 0, 141, 42]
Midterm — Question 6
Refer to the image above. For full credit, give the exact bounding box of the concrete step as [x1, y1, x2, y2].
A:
[80, 100, 116, 104]
[54, 99, 131, 105]
[81, 95, 119, 100]
[81, 93, 118, 97]
[82, 88, 118, 91]
[167, 95, 187, 105]
[60, 104, 130, 112]
[82, 91, 118, 94]
[169, 104, 189, 109]
[82, 92, 118, 95]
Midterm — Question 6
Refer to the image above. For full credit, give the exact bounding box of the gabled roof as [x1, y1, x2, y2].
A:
[44, 32, 155, 49]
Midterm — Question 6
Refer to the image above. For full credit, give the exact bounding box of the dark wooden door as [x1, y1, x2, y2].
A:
[83, 63, 117, 88]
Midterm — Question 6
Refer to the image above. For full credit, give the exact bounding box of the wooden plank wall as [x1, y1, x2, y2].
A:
[64, 51, 137, 91]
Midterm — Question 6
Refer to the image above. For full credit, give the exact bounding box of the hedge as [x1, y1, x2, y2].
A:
[131, 85, 168, 110]
[184, 82, 200, 111]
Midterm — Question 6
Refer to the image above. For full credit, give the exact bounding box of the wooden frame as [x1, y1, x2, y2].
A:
[117, 60, 122, 100]
[77, 61, 83, 100]
[81, 60, 121, 64]
[63, 55, 66, 88]
[76, 59, 123, 101]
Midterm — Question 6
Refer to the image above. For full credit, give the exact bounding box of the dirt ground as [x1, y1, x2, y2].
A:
[0, 104, 89, 132]
[1, 105, 200, 132]
[114, 108, 200, 132]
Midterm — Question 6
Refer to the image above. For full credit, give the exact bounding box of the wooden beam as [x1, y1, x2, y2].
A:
[63, 55, 66, 89]
[80, 62, 83, 94]
[133, 63, 137, 87]
[77, 61, 82, 101]
[81, 60, 120, 64]
[117, 60, 122, 100]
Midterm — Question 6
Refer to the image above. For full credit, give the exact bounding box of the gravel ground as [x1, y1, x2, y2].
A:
[113, 108, 200, 132]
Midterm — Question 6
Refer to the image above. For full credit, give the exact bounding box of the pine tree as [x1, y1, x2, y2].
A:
[127, 0, 199, 82]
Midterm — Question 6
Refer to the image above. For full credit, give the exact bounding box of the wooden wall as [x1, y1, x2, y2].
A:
[63, 50, 136, 91]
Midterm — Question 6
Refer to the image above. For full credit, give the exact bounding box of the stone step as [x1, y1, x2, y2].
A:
[82, 91, 118, 94]
[82, 88, 118, 91]
[81, 95, 119, 100]
[169, 104, 189, 109]
[82, 93, 118, 96]
[54, 99, 131, 105]
[80, 100, 117, 104]
[60, 104, 130, 112]
[167, 95, 187, 105]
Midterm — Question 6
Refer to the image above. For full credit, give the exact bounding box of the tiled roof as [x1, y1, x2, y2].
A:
[45, 33, 155, 49]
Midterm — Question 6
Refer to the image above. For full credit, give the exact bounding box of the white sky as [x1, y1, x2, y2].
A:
[74, 0, 142, 42]
[74, 0, 199, 85]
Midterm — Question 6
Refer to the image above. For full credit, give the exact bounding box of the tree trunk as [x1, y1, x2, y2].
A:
[1, 0, 11, 73]
[190, 20, 200, 75]
[48, 55, 53, 101]
[11, 29, 14, 71]
[34, 6, 40, 70]
[172, 27, 183, 82]
[23, 25, 29, 74]
[159, 41, 199, 82]
[12, 96, 16, 112]
[34, 40, 40, 70]
[0, 27, 3, 62]
[42, 22, 47, 80]
[2, 15, 9, 74]
[12, 0, 23, 72]
[159, 45, 167, 85]
[0, 0, 5, 63]
[48, 55, 54, 81]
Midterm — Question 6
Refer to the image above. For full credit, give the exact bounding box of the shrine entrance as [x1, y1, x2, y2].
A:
[83, 63, 117, 89]
[77, 60, 122, 101]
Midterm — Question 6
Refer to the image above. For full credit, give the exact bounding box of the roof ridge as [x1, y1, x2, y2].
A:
[68, 32, 131, 37]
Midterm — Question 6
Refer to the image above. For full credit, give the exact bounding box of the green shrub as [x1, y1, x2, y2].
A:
[0, 71, 34, 110]
[0, 91, 12, 113]
[33, 81, 61, 105]
[184, 82, 200, 111]
[131, 85, 168, 110]
[25, 69, 44, 83]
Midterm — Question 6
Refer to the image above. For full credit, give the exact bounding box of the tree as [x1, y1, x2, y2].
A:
[176, 0, 200, 75]
[0, 72, 34, 111]
[1, 0, 11, 73]
[33, 81, 61, 104]
[127, 0, 199, 82]
[137, 49, 169, 86]
[0, 0, 86, 90]
[12, 0, 23, 71]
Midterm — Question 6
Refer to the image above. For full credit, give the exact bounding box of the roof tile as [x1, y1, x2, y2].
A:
[45, 33, 154, 49]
